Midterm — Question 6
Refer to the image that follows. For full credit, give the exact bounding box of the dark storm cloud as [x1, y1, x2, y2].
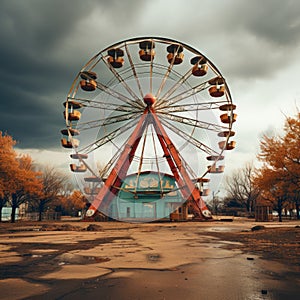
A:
[232, 0, 300, 47]
[216, 0, 300, 79]
[0, 0, 299, 151]
[0, 0, 143, 148]
[127, 0, 300, 82]
[0, 0, 93, 147]
[0, 0, 92, 73]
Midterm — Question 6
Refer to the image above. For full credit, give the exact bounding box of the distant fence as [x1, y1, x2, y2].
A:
[1, 208, 61, 221]
[20, 212, 62, 221]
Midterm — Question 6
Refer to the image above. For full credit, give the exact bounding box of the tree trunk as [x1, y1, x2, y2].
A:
[278, 211, 282, 222]
[11, 194, 18, 223]
[246, 200, 250, 212]
[38, 201, 45, 221]
[0, 198, 7, 222]
[11, 205, 17, 223]
[278, 205, 283, 222]
[277, 198, 283, 222]
[296, 201, 300, 220]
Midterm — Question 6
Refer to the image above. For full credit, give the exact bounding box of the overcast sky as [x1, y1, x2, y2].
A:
[1, 0, 300, 180]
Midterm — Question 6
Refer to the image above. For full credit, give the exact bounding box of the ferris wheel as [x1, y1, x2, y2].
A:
[61, 37, 237, 222]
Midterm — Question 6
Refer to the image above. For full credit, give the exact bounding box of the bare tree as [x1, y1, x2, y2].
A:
[224, 162, 259, 213]
[30, 166, 70, 221]
[208, 191, 223, 215]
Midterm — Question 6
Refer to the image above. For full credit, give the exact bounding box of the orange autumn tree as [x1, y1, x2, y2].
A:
[0, 132, 42, 222]
[254, 167, 289, 222]
[0, 132, 19, 221]
[59, 190, 88, 216]
[10, 155, 43, 222]
[255, 111, 300, 221]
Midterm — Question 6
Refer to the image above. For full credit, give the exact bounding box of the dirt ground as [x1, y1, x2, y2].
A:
[0, 218, 299, 300]
[208, 224, 300, 266]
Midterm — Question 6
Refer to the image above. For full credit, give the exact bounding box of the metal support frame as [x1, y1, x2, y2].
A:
[88, 106, 211, 220]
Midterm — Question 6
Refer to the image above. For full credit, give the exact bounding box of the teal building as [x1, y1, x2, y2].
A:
[108, 172, 185, 221]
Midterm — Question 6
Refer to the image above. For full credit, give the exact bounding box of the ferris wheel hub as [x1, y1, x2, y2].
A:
[143, 93, 156, 106]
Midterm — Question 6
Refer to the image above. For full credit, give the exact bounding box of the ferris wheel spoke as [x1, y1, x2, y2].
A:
[155, 68, 193, 107]
[155, 81, 209, 110]
[100, 140, 126, 178]
[84, 104, 139, 113]
[68, 97, 139, 113]
[157, 111, 228, 132]
[78, 117, 140, 154]
[150, 126, 165, 193]
[149, 48, 154, 94]
[99, 125, 138, 179]
[160, 118, 220, 156]
[124, 43, 144, 99]
[156, 100, 228, 113]
[155, 46, 181, 99]
[101, 54, 145, 108]
[133, 125, 149, 194]
[76, 112, 141, 131]
[178, 151, 198, 179]
[95, 80, 143, 110]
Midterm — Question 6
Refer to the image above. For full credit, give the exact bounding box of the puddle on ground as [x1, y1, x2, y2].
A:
[147, 253, 161, 262]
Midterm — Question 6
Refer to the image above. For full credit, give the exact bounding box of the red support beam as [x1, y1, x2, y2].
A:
[88, 108, 150, 215]
[149, 107, 211, 219]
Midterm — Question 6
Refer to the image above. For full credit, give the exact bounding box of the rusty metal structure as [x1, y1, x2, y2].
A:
[61, 37, 237, 221]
